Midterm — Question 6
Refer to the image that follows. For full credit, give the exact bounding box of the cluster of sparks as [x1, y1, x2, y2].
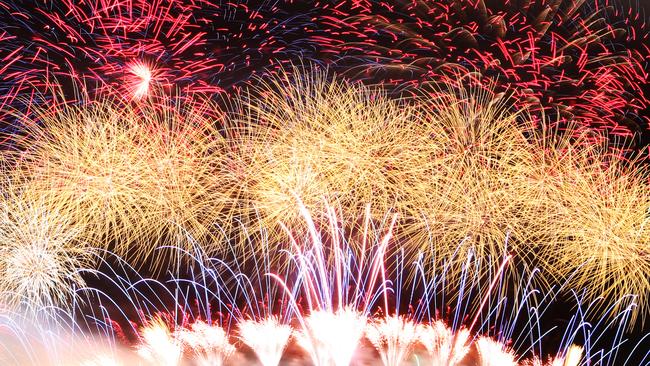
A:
[0, 0, 322, 107]
[1, 0, 648, 151]
[0, 68, 648, 329]
[320, 0, 650, 151]
[2, 202, 631, 365]
[123, 314, 585, 366]
[0, 0, 649, 364]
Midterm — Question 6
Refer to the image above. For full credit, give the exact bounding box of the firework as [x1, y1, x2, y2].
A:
[541, 144, 650, 326]
[0, 0, 324, 119]
[294, 308, 367, 366]
[320, 0, 650, 153]
[0, 180, 91, 311]
[417, 321, 471, 366]
[238, 317, 292, 366]
[476, 337, 518, 366]
[0, 309, 139, 366]
[2, 97, 235, 269]
[523, 345, 585, 366]
[228, 67, 436, 243]
[125, 60, 156, 101]
[365, 315, 419, 366]
[60, 203, 649, 366]
[520, 346, 583, 366]
[407, 82, 544, 285]
[176, 320, 235, 366]
[136, 317, 181, 366]
[563, 345, 584, 366]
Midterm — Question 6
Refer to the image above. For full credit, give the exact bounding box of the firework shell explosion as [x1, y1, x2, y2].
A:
[226, 68, 649, 322]
[1, 95, 238, 271]
[2, 0, 648, 154]
[226, 67, 437, 238]
[0, 0, 325, 117]
[0, 203, 646, 365]
[0, 68, 648, 332]
[227, 69, 548, 287]
[406, 81, 544, 282]
[318, 0, 650, 153]
[540, 140, 650, 326]
[0, 178, 92, 312]
[0, 0, 649, 364]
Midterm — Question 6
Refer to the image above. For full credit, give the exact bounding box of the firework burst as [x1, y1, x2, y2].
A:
[0, 180, 91, 311]
[238, 316, 291, 366]
[409, 83, 540, 279]
[0, 0, 325, 118]
[476, 337, 518, 366]
[227, 67, 435, 242]
[176, 320, 235, 366]
[320, 0, 650, 153]
[294, 308, 367, 366]
[47, 201, 649, 366]
[2, 96, 235, 269]
[365, 315, 419, 366]
[417, 321, 472, 366]
[541, 145, 650, 326]
[136, 317, 182, 366]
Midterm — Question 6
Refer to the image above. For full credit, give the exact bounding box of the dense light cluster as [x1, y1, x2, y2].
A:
[1, 97, 235, 270]
[0, 0, 648, 364]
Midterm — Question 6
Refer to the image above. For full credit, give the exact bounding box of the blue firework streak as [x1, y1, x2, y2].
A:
[62, 207, 650, 365]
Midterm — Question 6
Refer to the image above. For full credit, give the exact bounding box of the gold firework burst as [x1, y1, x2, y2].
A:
[544, 148, 649, 325]
[227, 67, 435, 243]
[2, 96, 236, 269]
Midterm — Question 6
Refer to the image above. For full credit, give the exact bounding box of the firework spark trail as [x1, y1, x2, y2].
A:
[271, 200, 396, 366]
[1, 96, 237, 270]
[0, 0, 324, 122]
[315, 0, 650, 152]
[365, 315, 419, 366]
[0, 179, 92, 312]
[9, 203, 642, 365]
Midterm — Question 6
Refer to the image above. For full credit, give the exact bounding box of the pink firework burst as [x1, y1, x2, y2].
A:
[315, 0, 650, 153]
[0, 0, 324, 115]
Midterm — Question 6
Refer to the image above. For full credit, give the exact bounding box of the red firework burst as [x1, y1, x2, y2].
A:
[0, 0, 323, 115]
[314, 0, 650, 153]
